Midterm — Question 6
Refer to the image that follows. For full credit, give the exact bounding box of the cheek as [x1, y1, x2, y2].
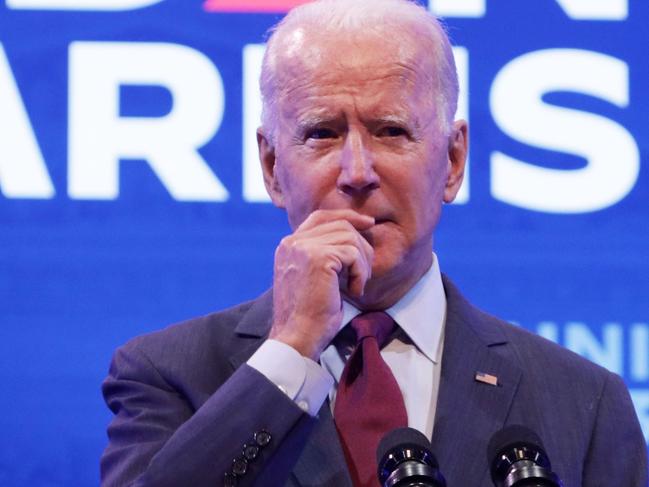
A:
[282, 182, 319, 228]
[393, 163, 446, 233]
[420, 153, 449, 204]
[277, 159, 339, 228]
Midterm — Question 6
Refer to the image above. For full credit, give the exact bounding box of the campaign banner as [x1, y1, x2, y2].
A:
[0, 0, 646, 484]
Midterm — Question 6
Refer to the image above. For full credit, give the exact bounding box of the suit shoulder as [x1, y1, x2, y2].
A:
[119, 292, 269, 361]
[486, 312, 615, 385]
[444, 276, 613, 382]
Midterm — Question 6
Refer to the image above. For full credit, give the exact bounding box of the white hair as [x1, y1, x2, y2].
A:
[259, 0, 459, 143]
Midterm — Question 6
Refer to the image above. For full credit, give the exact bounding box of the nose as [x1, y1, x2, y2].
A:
[337, 130, 380, 196]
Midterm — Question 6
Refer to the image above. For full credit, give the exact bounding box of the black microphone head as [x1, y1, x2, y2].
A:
[488, 425, 558, 487]
[487, 425, 547, 463]
[377, 427, 444, 487]
[377, 427, 436, 467]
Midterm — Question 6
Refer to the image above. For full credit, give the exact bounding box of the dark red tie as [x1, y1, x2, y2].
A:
[334, 312, 408, 486]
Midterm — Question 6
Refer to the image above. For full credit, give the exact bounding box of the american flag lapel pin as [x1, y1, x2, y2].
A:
[475, 371, 499, 387]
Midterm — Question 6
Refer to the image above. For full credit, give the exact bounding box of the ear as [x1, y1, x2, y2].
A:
[443, 120, 468, 203]
[257, 128, 285, 208]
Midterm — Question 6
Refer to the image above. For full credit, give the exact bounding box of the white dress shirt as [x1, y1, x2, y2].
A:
[248, 254, 447, 438]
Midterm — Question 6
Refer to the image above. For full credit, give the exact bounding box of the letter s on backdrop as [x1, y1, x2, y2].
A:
[489, 49, 639, 213]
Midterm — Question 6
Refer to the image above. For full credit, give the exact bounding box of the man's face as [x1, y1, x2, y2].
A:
[260, 30, 466, 283]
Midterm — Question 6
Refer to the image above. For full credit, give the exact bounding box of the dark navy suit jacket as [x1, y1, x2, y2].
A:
[101, 277, 648, 486]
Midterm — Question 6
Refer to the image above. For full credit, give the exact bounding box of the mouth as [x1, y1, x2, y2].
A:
[373, 217, 393, 226]
[361, 218, 391, 246]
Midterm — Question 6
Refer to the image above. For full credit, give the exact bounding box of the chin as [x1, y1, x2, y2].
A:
[370, 239, 432, 280]
[369, 250, 405, 280]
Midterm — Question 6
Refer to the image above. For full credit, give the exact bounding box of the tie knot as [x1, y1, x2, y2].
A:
[351, 311, 395, 348]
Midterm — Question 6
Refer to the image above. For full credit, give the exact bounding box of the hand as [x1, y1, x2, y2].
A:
[269, 209, 375, 360]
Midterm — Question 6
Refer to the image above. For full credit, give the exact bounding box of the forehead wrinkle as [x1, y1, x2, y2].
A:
[275, 39, 437, 133]
[279, 67, 422, 110]
[284, 89, 409, 130]
[281, 81, 435, 139]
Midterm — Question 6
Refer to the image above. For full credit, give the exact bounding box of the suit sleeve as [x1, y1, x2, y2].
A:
[100, 341, 317, 487]
[581, 371, 648, 487]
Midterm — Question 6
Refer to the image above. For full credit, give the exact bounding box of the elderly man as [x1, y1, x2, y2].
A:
[101, 0, 647, 486]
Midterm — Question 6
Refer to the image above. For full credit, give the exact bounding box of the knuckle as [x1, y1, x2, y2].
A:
[341, 219, 356, 231]
[279, 235, 294, 247]
[307, 209, 327, 223]
[366, 243, 375, 257]
[276, 237, 292, 255]
[291, 239, 309, 254]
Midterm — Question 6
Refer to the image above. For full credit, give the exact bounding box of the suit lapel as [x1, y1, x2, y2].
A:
[228, 290, 274, 370]
[432, 277, 522, 486]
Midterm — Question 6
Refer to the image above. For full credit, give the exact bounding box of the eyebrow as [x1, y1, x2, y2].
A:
[295, 112, 415, 130]
[296, 114, 334, 128]
[371, 114, 412, 127]
[367, 112, 425, 136]
[294, 113, 344, 135]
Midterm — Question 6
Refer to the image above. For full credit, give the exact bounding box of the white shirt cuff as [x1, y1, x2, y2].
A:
[247, 339, 333, 417]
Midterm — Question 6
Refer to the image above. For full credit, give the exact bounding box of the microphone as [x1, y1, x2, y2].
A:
[487, 425, 563, 487]
[376, 427, 446, 487]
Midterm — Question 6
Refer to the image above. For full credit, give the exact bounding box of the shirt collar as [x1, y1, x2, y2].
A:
[341, 253, 446, 363]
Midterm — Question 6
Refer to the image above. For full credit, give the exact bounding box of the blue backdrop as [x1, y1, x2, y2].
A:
[0, 0, 647, 485]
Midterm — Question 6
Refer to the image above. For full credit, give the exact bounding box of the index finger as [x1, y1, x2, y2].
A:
[298, 209, 375, 232]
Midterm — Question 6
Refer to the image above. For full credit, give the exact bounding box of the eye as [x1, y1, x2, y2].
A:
[377, 126, 408, 138]
[306, 127, 337, 140]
